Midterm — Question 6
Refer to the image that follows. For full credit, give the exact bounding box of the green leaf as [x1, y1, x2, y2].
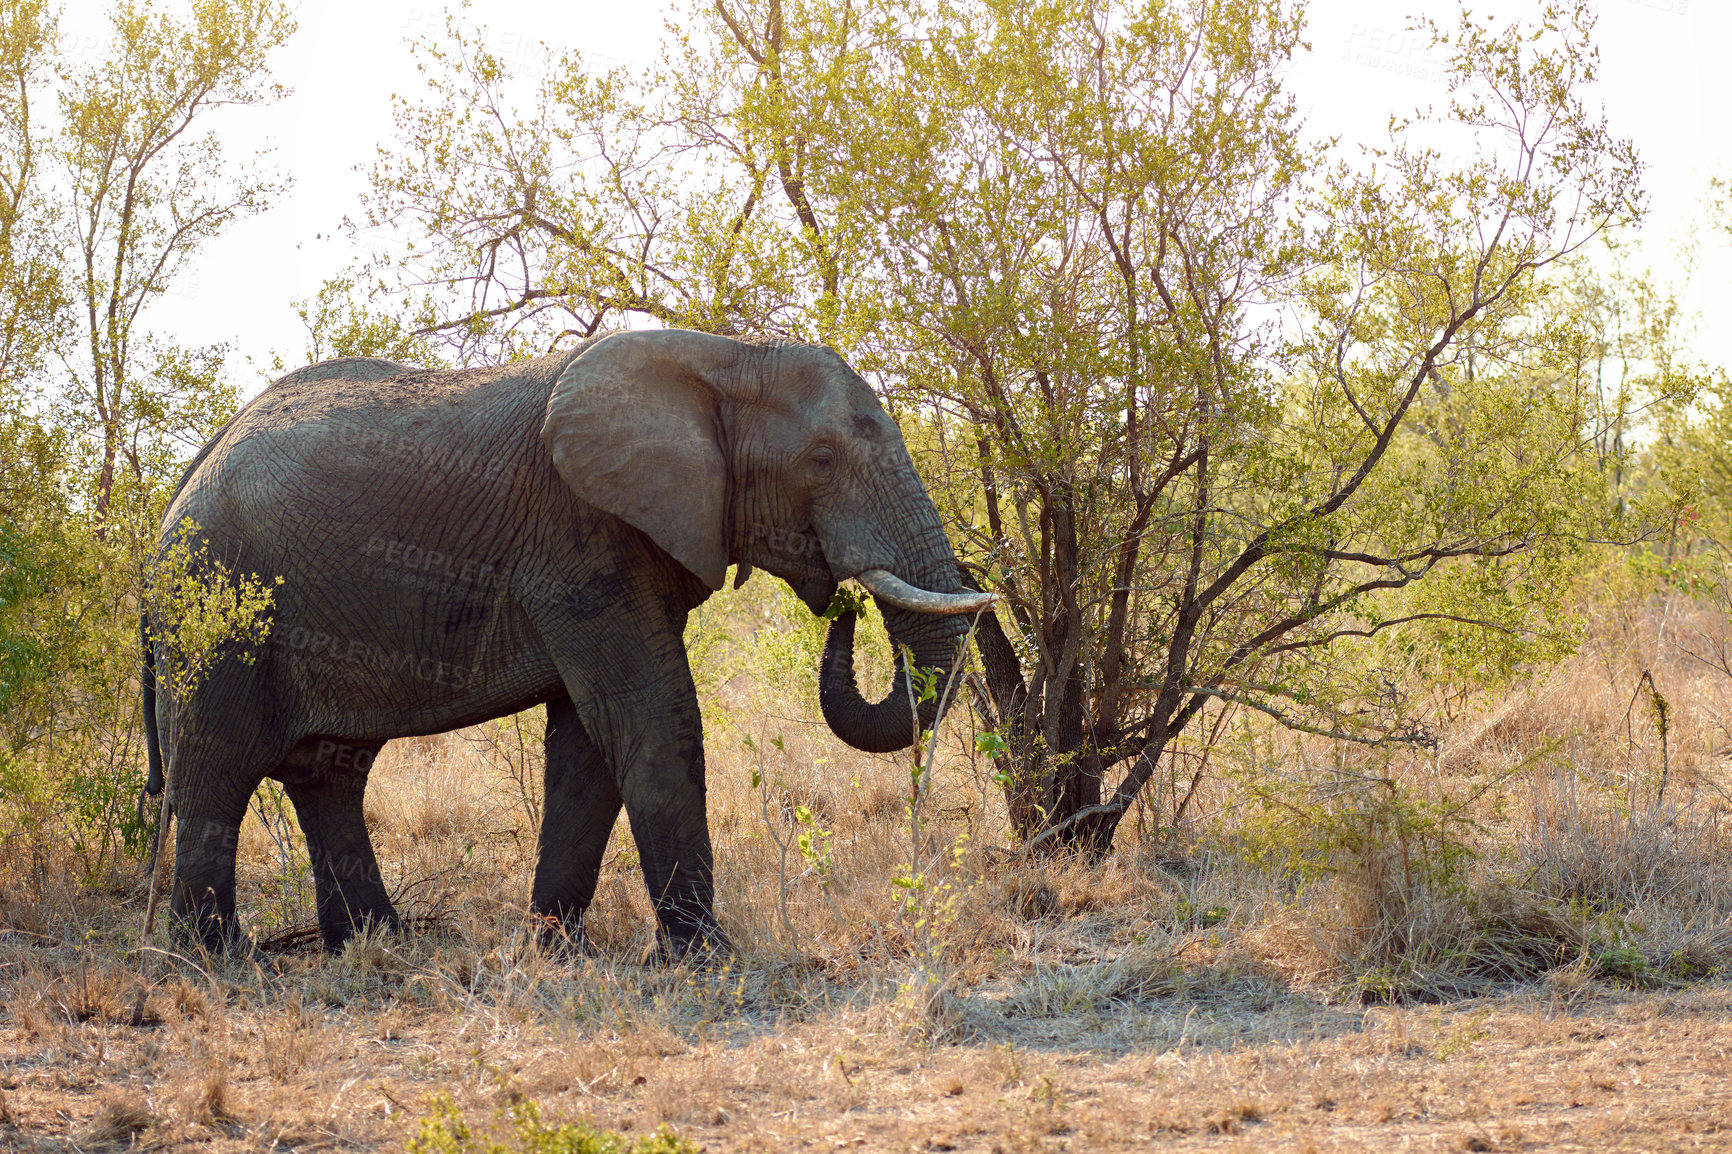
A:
[823, 585, 869, 621]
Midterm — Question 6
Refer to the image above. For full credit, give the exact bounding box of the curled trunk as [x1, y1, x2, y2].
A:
[819, 605, 967, 753]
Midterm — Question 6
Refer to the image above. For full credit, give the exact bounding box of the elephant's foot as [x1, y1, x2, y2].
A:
[167, 893, 255, 959]
[305, 842, 400, 953]
[315, 895, 402, 953]
[651, 919, 733, 968]
[533, 912, 594, 959]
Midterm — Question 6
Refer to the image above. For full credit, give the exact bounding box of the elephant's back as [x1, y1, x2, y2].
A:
[272, 356, 408, 387]
[215, 351, 570, 458]
[165, 350, 582, 532]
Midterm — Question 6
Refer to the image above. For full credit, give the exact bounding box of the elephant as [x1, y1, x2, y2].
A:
[138, 328, 993, 958]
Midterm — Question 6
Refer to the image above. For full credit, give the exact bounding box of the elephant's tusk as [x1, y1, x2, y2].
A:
[855, 569, 998, 615]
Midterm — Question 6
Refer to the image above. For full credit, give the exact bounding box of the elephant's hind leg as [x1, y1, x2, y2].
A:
[168, 761, 260, 955]
[278, 737, 397, 951]
[530, 697, 622, 950]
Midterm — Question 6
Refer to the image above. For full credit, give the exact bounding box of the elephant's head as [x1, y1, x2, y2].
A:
[541, 328, 992, 752]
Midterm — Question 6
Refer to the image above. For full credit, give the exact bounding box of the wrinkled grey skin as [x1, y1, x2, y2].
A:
[141, 330, 971, 958]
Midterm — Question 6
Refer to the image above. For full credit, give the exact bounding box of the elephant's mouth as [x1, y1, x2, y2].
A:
[735, 532, 837, 615]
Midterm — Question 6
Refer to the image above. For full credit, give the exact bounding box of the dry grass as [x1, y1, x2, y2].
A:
[4, 581, 1732, 1150]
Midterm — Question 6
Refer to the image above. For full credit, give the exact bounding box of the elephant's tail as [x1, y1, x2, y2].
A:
[138, 613, 165, 828]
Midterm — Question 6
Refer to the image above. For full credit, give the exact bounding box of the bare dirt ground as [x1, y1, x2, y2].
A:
[3, 941, 1729, 1153]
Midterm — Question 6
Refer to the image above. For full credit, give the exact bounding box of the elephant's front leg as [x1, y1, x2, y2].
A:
[531, 697, 622, 950]
[530, 559, 727, 961]
[567, 663, 727, 961]
[614, 699, 726, 961]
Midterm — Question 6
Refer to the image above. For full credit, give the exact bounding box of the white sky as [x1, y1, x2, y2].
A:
[53, 0, 1732, 391]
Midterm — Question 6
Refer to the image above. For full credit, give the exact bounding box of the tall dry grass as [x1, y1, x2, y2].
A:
[1237, 578, 1732, 1001]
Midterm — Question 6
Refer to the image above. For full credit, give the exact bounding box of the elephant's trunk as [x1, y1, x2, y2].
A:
[819, 604, 968, 753]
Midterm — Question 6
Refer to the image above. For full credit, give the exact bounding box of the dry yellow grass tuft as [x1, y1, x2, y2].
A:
[85, 1095, 154, 1144]
[177, 1063, 232, 1127]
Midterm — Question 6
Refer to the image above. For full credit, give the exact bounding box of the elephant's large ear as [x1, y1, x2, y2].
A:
[542, 330, 744, 590]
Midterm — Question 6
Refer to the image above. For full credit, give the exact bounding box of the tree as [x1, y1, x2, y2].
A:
[350, 11, 755, 359]
[794, 0, 1321, 840]
[0, 0, 62, 393]
[0, 0, 296, 882]
[726, 0, 1675, 851]
[1, 0, 76, 777]
[345, 1, 874, 362]
[56, 0, 294, 530]
[350, 0, 1667, 854]
[1647, 181, 1732, 554]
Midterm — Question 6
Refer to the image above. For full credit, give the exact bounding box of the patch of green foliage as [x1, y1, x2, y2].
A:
[407, 1093, 696, 1154]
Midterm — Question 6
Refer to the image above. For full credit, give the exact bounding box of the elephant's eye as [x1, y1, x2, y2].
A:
[810, 446, 836, 474]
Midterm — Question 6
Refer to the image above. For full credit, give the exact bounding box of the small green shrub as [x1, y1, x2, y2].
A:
[408, 1093, 697, 1154]
[1591, 944, 1658, 986]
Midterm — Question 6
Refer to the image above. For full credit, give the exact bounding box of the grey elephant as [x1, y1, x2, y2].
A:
[139, 329, 991, 957]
